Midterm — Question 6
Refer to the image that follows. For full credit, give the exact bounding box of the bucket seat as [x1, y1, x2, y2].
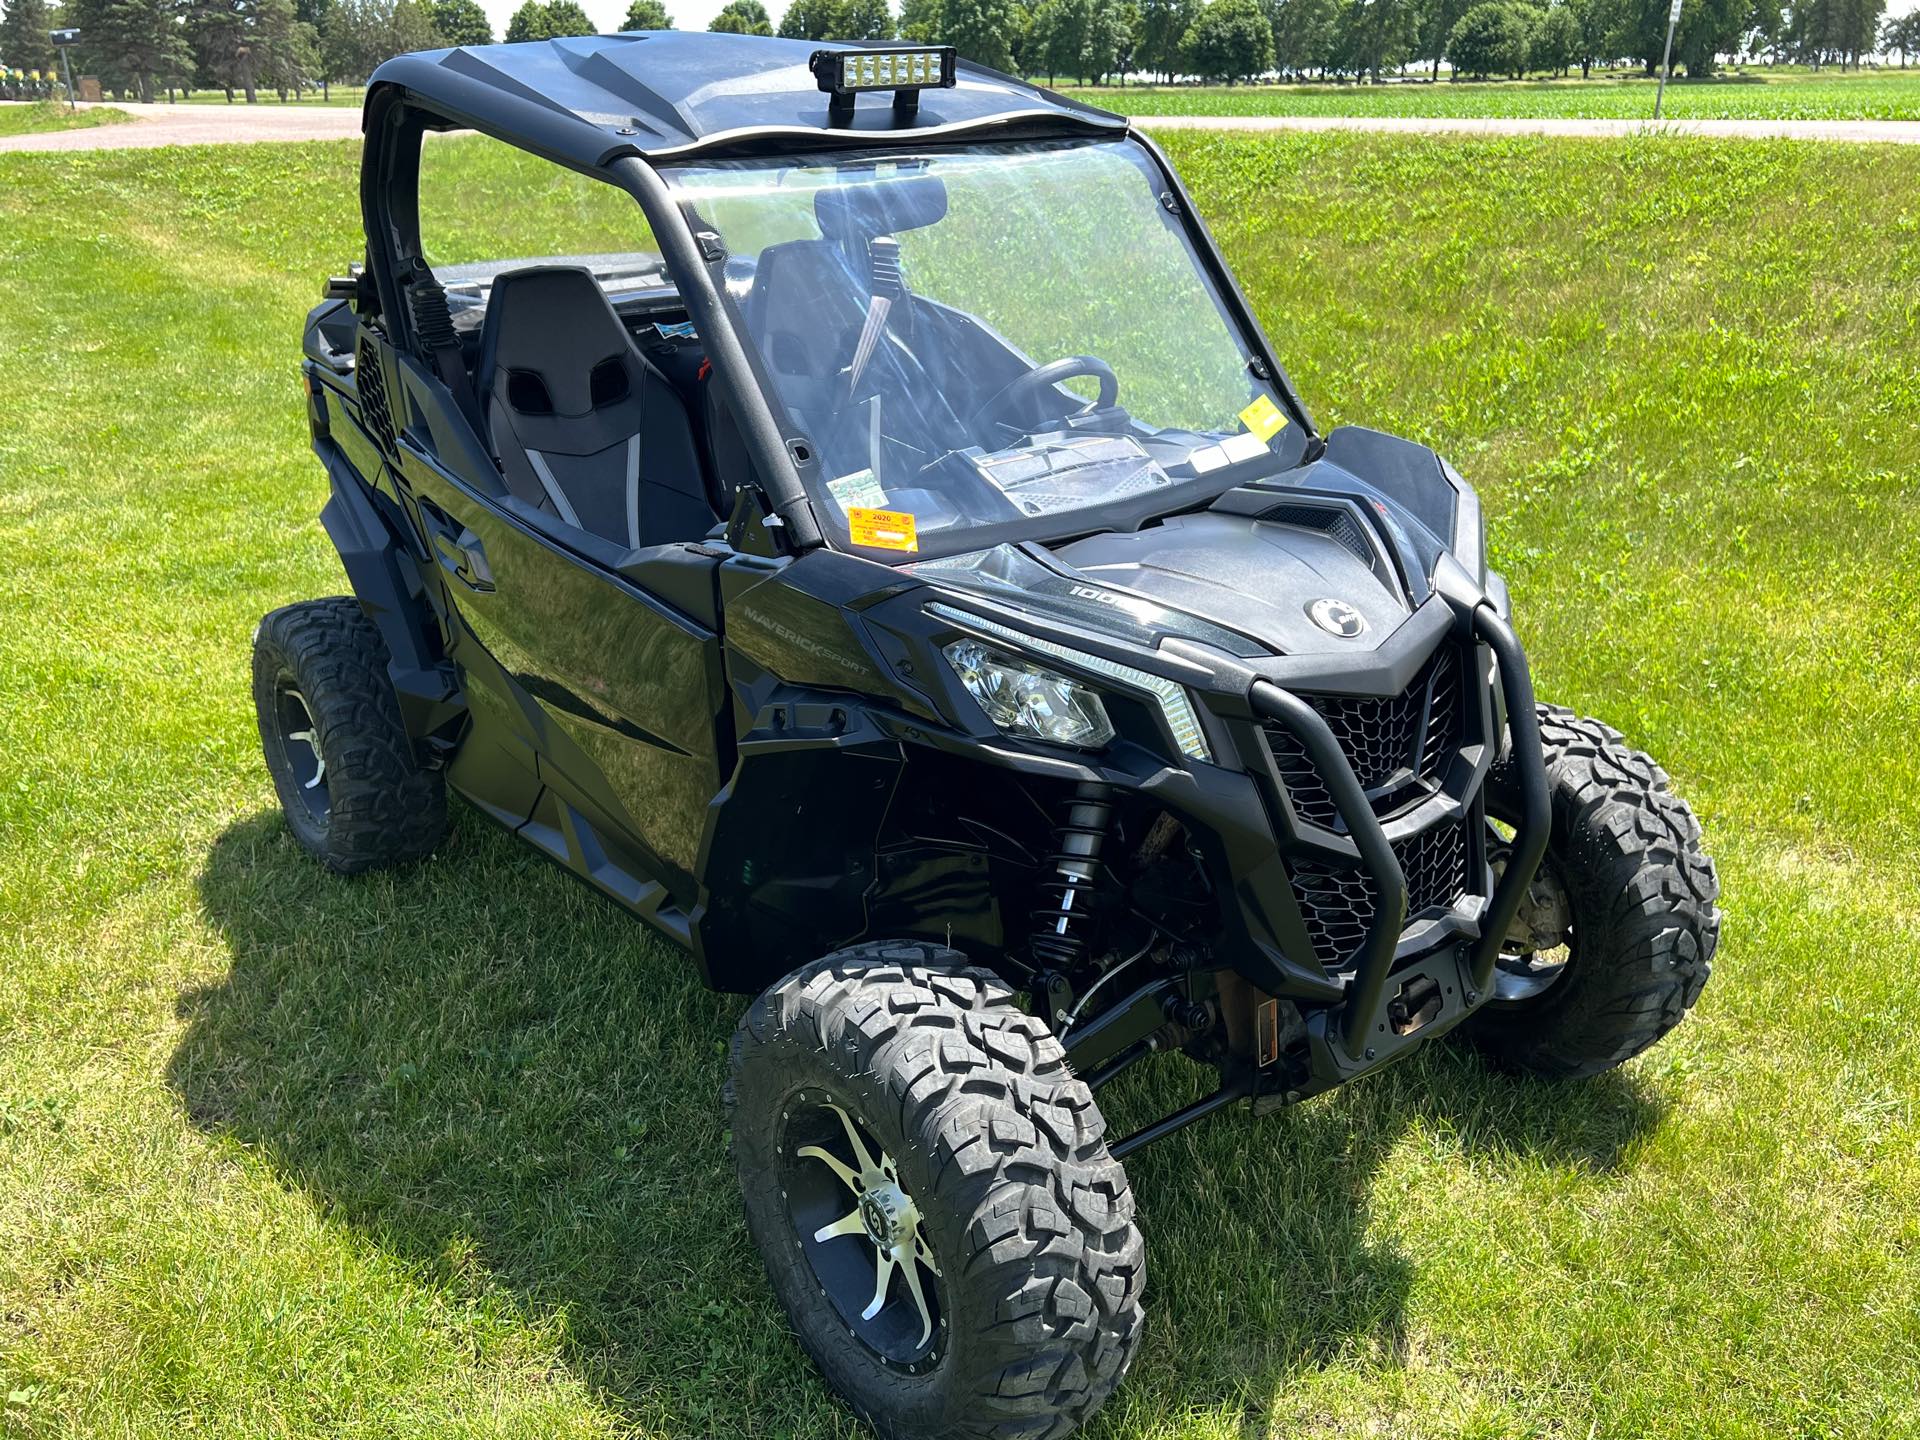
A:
[476, 265, 713, 548]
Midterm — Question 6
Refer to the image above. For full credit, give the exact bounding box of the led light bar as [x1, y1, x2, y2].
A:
[928, 603, 1213, 764]
[810, 46, 956, 119]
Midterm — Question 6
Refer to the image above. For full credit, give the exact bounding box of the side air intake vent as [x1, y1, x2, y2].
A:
[355, 335, 397, 456]
[1260, 501, 1376, 571]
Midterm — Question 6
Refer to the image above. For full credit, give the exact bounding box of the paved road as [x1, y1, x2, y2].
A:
[5, 98, 1919, 153]
[0, 99, 361, 152]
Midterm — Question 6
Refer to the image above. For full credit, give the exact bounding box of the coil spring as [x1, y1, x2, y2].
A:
[1029, 781, 1117, 972]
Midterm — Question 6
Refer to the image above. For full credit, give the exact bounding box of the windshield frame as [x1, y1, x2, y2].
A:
[371, 89, 1315, 564]
[655, 133, 1317, 564]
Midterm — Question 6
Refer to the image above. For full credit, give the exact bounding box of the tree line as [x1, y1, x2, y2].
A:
[0, 0, 1909, 106]
[902, 0, 1899, 84]
[0, 0, 676, 100]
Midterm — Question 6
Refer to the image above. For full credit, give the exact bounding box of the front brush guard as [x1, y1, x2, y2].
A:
[1251, 605, 1551, 1069]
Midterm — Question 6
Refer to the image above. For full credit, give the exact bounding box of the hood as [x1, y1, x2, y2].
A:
[1051, 510, 1412, 658]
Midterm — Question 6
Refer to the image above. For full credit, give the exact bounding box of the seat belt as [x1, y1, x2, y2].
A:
[623, 432, 642, 550]
[403, 260, 490, 452]
[844, 235, 902, 400]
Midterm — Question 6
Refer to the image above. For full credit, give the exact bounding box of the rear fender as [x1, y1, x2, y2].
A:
[318, 444, 467, 760]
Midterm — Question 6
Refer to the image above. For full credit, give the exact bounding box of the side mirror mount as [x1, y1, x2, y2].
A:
[323, 262, 376, 313]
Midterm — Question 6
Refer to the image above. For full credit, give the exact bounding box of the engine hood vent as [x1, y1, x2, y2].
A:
[1253, 500, 1379, 573]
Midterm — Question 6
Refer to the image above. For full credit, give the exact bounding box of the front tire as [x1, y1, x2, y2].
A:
[1463, 706, 1720, 1078]
[252, 597, 447, 874]
[727, 942, 1144, 1440]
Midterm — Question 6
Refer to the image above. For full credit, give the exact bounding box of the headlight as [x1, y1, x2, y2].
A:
[929, 602, 1213, 762]
[943, 639, 1115, 750]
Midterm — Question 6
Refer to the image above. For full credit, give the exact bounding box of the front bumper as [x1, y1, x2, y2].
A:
[1245, 604, 1550, 1076]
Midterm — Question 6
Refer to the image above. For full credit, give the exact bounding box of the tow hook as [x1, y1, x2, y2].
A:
[1387, 974, 1444, 1036]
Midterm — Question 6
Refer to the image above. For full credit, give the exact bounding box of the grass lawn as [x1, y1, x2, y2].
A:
[1085, 67, 1920, 119]
[0, 101, 130, 135]
[2, 131, 1918, 1438]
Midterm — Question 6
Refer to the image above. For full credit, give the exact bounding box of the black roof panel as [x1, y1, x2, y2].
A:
[369, 33, 1127, 170]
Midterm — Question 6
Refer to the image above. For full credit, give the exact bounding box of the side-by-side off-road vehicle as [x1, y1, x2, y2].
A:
[257, 32, 1721, 1438]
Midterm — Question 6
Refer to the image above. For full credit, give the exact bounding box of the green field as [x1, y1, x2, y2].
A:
[0, 101, 130, 135]
[3, 131, 1919, 1438]
[1087, 67, 1920, 119]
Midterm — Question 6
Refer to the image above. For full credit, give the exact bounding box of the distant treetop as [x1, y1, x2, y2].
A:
[623, 0, 673, 28]
[709, 0, 773, 33]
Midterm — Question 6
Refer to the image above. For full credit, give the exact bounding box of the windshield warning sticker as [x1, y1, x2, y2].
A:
[1239, 394, 1289, 443]
[848, 507, 918, 552]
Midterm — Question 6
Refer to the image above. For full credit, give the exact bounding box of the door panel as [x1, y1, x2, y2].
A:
[399, 437, 726, 907]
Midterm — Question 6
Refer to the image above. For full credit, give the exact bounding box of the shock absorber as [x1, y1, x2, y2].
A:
[1030, 781, 1118, 972]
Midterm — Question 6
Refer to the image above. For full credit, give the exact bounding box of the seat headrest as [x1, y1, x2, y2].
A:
[814, 175, 948, 242]
[478, 266, 636, 419]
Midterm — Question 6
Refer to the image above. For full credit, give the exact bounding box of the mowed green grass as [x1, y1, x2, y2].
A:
[0, 101, 130, 135]
[1, 131, 1918, 1438]
[1090, 66, 1920, 119]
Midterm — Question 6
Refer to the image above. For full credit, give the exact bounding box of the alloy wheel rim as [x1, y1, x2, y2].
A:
[778, 1090, 944, 1373]
[273, 679, 331, 824]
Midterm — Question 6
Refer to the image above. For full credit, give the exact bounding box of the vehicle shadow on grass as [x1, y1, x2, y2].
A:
[175, 808, 1665, 1437]
[1090, 1024, 1662, 1430]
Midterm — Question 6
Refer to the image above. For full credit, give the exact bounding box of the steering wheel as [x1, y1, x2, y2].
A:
[971, 355, 1120, 433]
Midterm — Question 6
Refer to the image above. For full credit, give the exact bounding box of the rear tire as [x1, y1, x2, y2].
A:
[727, 942, 1144, 1440]
[252, 597, 447, 874]
[1463, 705, 1720, 1078]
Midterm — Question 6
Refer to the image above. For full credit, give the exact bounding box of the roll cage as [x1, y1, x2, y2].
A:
[351, 41, 1320, 563]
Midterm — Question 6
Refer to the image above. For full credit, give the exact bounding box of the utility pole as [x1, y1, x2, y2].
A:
[1654, 0, 1680, 118]
[50, 27, 79, 111]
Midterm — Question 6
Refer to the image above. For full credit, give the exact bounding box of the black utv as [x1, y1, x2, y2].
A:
[259, 32, 1720, 1440]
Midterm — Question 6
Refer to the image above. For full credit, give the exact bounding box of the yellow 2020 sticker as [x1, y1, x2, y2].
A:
[848, 506, 918, 552]
[1239, 394, 1289, 443]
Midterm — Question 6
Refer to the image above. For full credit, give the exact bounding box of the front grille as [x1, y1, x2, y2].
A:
[1263, 646, 1463, 829]
[1288, 819, 1472, 965]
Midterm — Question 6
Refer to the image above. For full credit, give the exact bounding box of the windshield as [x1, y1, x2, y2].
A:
[665, 139, 1303, 560]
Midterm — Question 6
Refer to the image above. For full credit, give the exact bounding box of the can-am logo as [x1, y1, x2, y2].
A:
[1307, 598, 1368, 638]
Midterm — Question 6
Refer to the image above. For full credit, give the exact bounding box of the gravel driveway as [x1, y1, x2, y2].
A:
[0, 99, 363, 152]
